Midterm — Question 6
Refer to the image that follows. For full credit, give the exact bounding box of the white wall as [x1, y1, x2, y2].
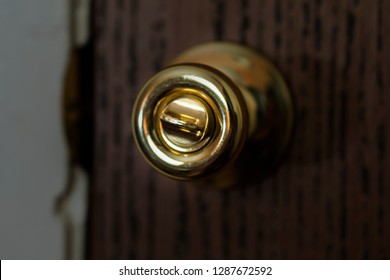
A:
[0, 0, 68, 259]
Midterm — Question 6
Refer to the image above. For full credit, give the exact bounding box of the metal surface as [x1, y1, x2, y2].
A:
[157, 89, 215, 153]
[132, 42, 293, 186]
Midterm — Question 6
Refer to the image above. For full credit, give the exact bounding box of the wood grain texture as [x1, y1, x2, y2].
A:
[90, 0, 390, 259]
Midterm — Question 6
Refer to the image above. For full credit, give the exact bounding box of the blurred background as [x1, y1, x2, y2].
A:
[0, 0, 89, 259]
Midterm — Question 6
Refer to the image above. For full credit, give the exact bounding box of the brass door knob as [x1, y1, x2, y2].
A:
[132, 42, 293, 186]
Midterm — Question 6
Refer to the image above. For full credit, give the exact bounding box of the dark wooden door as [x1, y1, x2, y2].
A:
[89, 0, 390, 259]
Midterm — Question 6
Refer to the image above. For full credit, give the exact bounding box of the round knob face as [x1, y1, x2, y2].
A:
[132, 63, 248, 180]
[157, 90, 215, 153]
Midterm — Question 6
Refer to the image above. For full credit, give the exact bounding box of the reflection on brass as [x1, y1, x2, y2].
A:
[132, 42, 293, 187]
[156, 89, 215, 153]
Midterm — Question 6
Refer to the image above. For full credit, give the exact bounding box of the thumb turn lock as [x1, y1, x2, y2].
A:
[132, 42, 293, 186]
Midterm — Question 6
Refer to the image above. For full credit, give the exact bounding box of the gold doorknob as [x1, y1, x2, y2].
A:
[132, 42, 293, 187]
